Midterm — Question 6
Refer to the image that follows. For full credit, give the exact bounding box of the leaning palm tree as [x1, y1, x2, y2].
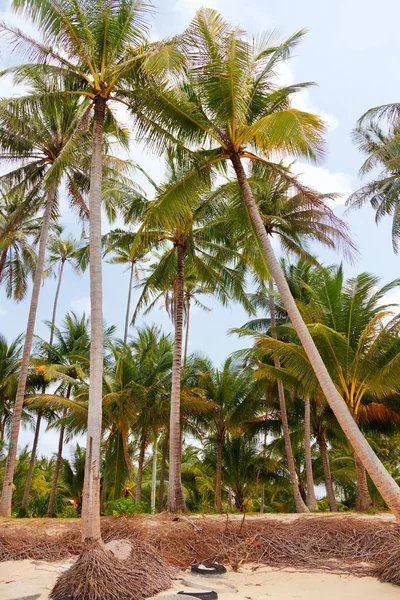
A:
[20, 229, 83, 514]
[138, 9, 400, 517]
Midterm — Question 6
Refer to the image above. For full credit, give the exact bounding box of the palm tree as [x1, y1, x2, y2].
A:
[251, 266, 400, 510]
[138, 9, 400, 517]
[0, 79, 93, 517]
[20, 229, 82, 514]
[0, 334, 23, 442]
[136, 187, 252, 512]
[195, 357, 261, 512]
[0, 183, 40, 301]
[348, 119, 400, 252]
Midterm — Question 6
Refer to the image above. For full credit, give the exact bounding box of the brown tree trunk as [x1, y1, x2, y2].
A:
[268, 280, 309, 513]
[158, 431, 169, 513]
[0, 249, 7, 280]
[167, 243, 187, 512]
[304, 395, 318, 511]
[124, 260, 135, 344]
[317, 435, 338, 512]
[230, 152, 400, 519]
[354, 451, 373, 511]
[20, 409, 42, 513]
[183, 295, 190, 369]
[0, 183, 56, 517]
[21, 255, 66, 512]
[215, 438, 223, 513]
[135, 434, 146, 504]
[46, 423, 65, 517]
[81, 96, 106, 545]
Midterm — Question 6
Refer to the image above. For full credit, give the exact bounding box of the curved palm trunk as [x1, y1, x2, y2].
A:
[269, 281, 309, 513]
[354, 451, 373, 511]
[304, 395, 318, 511]
[21, 258, 66, 513]
[231, 152, 400, 519]
[81, 96, 106, 545]
[0, 183, 56, 517]
[0, 250, 7, 280]
[158, 431, 169, 512]
[46, 423, 66, 517]
[135, 434, 146, 504]
[167, 244, 187, 512]
[317, 434, 338, 512]
[124, 261, 135, 344]
[215, 438, 224, 513]
[183, 295, 191, 369]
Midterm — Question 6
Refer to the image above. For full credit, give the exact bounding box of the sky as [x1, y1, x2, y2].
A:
[0, 0, 399, 458]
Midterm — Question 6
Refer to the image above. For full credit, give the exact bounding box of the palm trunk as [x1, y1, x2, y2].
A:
[0, 249, 7, 280]
[354, 450, 373, 511]
[183, 296, 191, 369]
[124, 261, 135, 344]
[20, 409, 42, 513]
[268, 280, 309, 513]
[304, 395, 318, 511]
[0, 183, 56, 517]
[81, 96, 106, 545]
[100, 470, 107, 514]
[260, 485, 265, 513]
[46, 423, 65, 518]
[158, 431, 168, 512]
[135, 434, 146, 504]
[21, 257, 66, 513]
[151, 435, 157, 514]
[317, 434, 338, 512]
[167, 244, 187, 512]
[215, 438, 224, 513]
[231, 152, 400, 519]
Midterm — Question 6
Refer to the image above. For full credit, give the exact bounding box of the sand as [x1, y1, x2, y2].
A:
[0, 560, 399, 600]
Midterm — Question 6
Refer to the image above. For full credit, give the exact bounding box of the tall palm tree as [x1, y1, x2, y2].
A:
[136, 188, 252, 512]
[138, 9, 400, 517]
[196, 357, 261, 512]
[0, 183, 40, 301]
[20, 229, 82, 513]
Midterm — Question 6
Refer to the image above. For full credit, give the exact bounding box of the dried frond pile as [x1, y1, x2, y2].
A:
[1, 516, 399, 579]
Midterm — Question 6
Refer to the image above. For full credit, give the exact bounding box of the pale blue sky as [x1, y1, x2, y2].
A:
[0, 0, 399, 456]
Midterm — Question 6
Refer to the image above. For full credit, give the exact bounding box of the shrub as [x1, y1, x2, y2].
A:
[104, 497, 142, 517]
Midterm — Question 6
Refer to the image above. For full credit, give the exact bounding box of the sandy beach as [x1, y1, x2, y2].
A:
[1, 560, 398, 600]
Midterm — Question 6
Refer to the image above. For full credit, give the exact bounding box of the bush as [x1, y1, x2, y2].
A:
[57, 504, 79, 518]
[104, 498, 142, 517]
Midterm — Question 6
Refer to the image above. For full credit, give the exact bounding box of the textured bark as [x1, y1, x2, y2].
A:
[269, 280, 309, 513]
[183, 296, 190, 369]
[0, 183, 56, 517]
[231, 152, 400, 519]
[20, 410, 42, 512]
[354, 450, 373, 511]
[317, 435, 338, 512]
[215, 438, 224, 513]
[124, 260, 135, 344]
[158, 431, 169, 512]
[135, 434, 146, 504]
[0, 250, 7, 280]
[304, 395, 318, 511]
[46, 423, 65, 517]
[81, 96, 106, 544]
[167, 243, 187, 512]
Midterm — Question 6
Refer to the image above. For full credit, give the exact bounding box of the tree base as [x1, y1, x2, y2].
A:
[374, 545, 400, 586]
[50, 539, 171, 600]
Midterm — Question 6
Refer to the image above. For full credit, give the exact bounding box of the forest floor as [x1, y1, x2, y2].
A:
[0, 514, 399, 599]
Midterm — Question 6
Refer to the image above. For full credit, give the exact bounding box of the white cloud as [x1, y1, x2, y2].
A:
[292, 90, 339, 132]
[0, 305, 6, 317]
[293, 163, 354, 205]
[173, 0, 219, 16]
[70, 296, 91, 315]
